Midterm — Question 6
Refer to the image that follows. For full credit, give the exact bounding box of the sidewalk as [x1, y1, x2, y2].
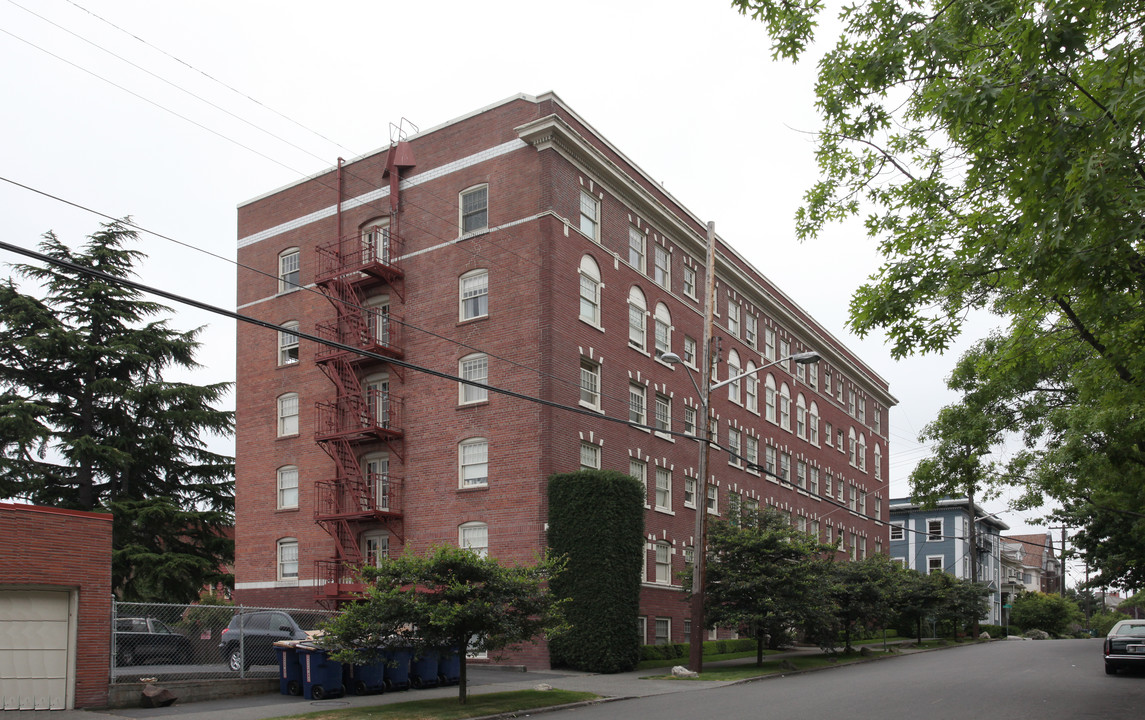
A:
[9, 644, 908, 720]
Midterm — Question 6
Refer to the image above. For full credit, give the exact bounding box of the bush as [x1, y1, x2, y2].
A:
[1091, 611, 1130, 636]
[639, 638, 758, 661]
[979, 624, 1007, 638]
[548, 471, 645, 673]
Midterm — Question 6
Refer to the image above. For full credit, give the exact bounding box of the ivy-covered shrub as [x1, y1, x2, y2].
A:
[547, 470, 644, 673]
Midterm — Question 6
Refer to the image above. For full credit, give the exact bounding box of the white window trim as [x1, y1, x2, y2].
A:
[458, 353, 489, 405]
[459, 522, 489, 557]
[459, 268, 490, 321]
[278, 248, 300, 294]
[277, 393, 299, 437]
[459, 438, 489, 488]
[580, 358, 602, 412]
[460, 184, 489, 236]
[278, 321, 299, 366]
[277, 538, 299, 582]
[277, 465, 298, 510]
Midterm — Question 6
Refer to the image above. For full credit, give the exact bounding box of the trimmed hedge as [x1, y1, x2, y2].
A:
[639, 638, 757, 661]
[547, 470, 645, 673]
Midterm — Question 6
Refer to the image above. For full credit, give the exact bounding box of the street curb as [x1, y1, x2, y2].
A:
[461, 695, 634, 720]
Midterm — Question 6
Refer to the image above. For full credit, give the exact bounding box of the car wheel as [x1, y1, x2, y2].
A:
[1105, 662, 1117, 675]
[228, 648, 247, 672]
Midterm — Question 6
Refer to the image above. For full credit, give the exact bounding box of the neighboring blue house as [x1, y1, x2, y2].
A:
[888, 497, 1009, 625]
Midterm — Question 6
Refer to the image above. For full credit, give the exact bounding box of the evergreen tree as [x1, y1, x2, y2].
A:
[0, 221, 234, 601]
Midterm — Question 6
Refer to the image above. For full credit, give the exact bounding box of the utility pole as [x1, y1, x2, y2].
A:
[688, 221, 717, 674]
[967, 487, 980, 638]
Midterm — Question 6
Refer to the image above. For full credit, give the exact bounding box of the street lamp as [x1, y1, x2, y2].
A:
[661, 349, 821, 673]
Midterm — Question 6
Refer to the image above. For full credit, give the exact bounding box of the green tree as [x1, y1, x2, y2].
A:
[814, 555, 902, 652]
[930, 572, 991, 637]
[691, 507, 833, 660]
[733, 0, 1145, 589]
[0, 221, 234, 601]
[895, 569, 945, 641]
[321, 545, 566, 704]
[1010, 591, 1084, 635]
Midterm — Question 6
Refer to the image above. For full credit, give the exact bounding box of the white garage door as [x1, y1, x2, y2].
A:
[0, 590, 72, 710]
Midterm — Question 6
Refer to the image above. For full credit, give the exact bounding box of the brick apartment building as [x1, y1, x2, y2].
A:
[233, 92, 895, 665]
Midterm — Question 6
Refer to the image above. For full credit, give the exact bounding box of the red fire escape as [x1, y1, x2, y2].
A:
[312, 144, 414, 606]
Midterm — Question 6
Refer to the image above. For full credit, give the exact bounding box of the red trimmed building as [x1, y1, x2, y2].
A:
[233, 92, 895, 666]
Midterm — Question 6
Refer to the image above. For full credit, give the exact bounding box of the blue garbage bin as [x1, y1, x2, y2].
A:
[438, 647, 460, 686]
[383, 647, 412, 691]
[275, 643, 302, 696]
[410, 649, 440, 689]
[345, 656, 386, 695]
[297, 644, 345, 700]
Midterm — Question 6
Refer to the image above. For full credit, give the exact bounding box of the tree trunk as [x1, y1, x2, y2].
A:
[457, 636, 468, 704]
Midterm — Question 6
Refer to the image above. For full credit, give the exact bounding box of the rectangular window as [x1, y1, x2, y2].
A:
[764, 328, 776, 361]
[277, 466, 298, 509]
[629, 383, 647, 425]
[683, 266, 697, 299]
[796, 361, 806, 383]
[928, 556, 945, 575]
[277, 394, 299, 437]
[460, 440, 489, 487]
[727, 303, 740, 337]
[849, 389, 857, 417]
[745, 435, 758, 469]
[824, 472, 833, 498]
[654, 318, 670, 359]
[706, 484, 718, 514]
[765, 446, 777, 477]
[927, 519, 943, 541]
[796, 460, 807, 490]
[655, 544, 671, 584]
[684, 477, 696, 508]
[745, 314, 757, 349]
[808, 362, 818, 390]
[890, 522, 904, 541]
[779, 452, 791, 483]
[278, 250, 300, 294]
[684, 406, 697, 436]
[460, 270, 489, 320]
[655, 394, 671, 434]
[629, 226, 645, 270]
[655, 618, 671, 645]
[825, 421, 834, 447]
[683, 336, 697, 366]
[824, 371, 832, 396]
[809, 466, 820, 495]
[849, 484, 858, 511]
[653, 246, 670, 289]
[580, 359, 601, 410]
[460, 524, 489, 557]
[278, 322, 299, 365]
[875, 408, 882, 435]
[580, 441, 601, 470]
[459, 354, 488, 404]
[779, 339, 790, 368]
[746, 375, 758, 413]
[630, 459, 647, 503]
[461, 186, 488, 233]
[728, 427, 741, 466]
[580, 190, 600, 240]
[278, 540, 298, 580]
[655, 468, 671, 510]
[579, 271, 600, 325]
[629, 303, 645, 350]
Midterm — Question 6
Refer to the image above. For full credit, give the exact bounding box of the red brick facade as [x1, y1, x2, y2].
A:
[0, 503, 113, 709]
[234, 92, 895, 667]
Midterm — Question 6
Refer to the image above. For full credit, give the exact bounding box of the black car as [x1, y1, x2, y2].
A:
[218, 610, 309, 671]
[115, 617, 192, 666]
[1104, 619, 1145, 675]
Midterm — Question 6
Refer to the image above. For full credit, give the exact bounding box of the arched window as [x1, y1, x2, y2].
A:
[796, 394, 807, 439]
[362, 452, 390, 512]
[277, 538, 298, 580]
[874, 444, 882, 479]
[654, 302, 672, 359]
[459, 269, 489, 320]
[277, 393, 299, 437]
[628, 286, 647, 351]
[779, 383, 791, 431]
[579, 255, 601, 325]
[459, 438, 488, 488]
[809, 402, 820, 446]
[459, 353, 488, 404]
[278, 321, 299, 365]
[745, 361, 759, 412]
[849, 427, 858, 466]
[765, 374, 777, 423]
[365, 372, 390, 429]
[362, 530, 389, 567]
[858, 433, 868, 472]
[361, 217, 390, 265]
[276, 466, 298, 509]
[278, 248, 300, 293]
[459, 521, 488, 557]
[727, 349, 742, 403]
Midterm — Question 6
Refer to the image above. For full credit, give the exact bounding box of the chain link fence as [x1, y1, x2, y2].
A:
[112, 601, 338, 683]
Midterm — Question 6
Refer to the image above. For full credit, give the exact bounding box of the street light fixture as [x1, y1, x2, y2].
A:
[661, 348, 821, 673]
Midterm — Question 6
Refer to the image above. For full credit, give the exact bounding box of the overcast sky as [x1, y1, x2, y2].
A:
[1, 1, 1059, 554]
